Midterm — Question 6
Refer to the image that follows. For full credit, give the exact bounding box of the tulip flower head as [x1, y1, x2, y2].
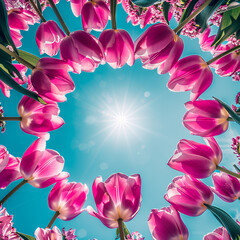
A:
[67, 0, 87, 17]
[0, 145, 9, 173]
[203, 227, 231, 240]
[34, 226, 62, 240]
[87, 173, 141, 228]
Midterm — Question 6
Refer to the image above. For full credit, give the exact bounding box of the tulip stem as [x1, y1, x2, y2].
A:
[118, 218, 125, 240]
[233, 164, 240, 173]
[0, 44, 35, 70]
[0, 180, 27, 205]
[207, 45, 240, 65]
[28, 0, 46, 22]
[216, 165, 240, 179]
[0, 117, 22, 121]
[48, 0, 70, 35]
[174, 0, 212, 33]
[46, 211, 60, 229]
[110, 0, 117, 29]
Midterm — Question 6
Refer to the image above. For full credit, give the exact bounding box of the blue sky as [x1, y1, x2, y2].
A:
[0, 1, 240, 239]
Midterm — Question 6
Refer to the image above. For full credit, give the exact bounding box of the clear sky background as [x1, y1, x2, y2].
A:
[0, 1, 240, 239]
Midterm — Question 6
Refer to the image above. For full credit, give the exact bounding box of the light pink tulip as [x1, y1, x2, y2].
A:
[0, 145, 9, 173]
[198, 27, 216, 54]
[18, 95, 64, 138]
[134, 23, 183, 74]
[20, 138, 69, 188]
[67, 0, 87, 17]
[211, 172, 240, 202]
[167, 55, 213, 101]
[36, 20, 65, 56]
[148, 206, 189, 240]
[81, 0, 110, 33]
[31, 58, 75, 102]
[164, 175, 214, 216]
[60, 31, 105, 73]
[168, 137, 222, 178]
[87, 173, 141, 228]
[10, 28, 23, 48]
[48, 179, 88, 220]
[183, 100, 229, 137]
[34, 226, 62, 240]
[99, 29, 135, 68]
[0, 155, 22, 189]
[203, 227, 231, 240]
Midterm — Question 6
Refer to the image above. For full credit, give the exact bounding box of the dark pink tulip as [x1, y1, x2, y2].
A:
[183, 100, 230, 137]
[164, 175, 214, 216]
[34, 226, 62, 240]
[31, 58, 75, 102]
[0, 155, 22, 189]
[81, 0, 110, 33]
[168, 137, 222, 178]
[60, 31, 105, 73]
[36, 20, 65, 56]
[87, 173, 141, 228]
[99, 29, 135, 68]
[134, 23, 183, 74]
[198, 27, 216, 53]
[148, 206, 189, 240]
[67, 0, 87, 17]
[211, 172, 240, 202]
[0, 145, 9, 173]
[167, 55, 213, 101]
[20, 138, 69, 188]
[18, 96, 64, 139]
[48, 179, 88, 220]
[203, 227, 231, 240]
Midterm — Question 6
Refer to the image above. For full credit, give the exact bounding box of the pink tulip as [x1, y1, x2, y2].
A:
[67, 0, 87, 17]
[62, 228, 77, 240]
[36, 20, 65, 56]
[60, 31, 105, 73]
[99, 29, 135, 68]
[48, 179, 88, 220]
[10, 28, 23, 48]
[167, 55, 213, 101]
[148, 206, 189, 240]
[183, 100, 230, 137]
[134, 23, 183, 74]
[87, 173, 141, 228]
[81, 0, 110, 33]
[0, 145, 9, 173]
[211, 172, 240, 202]
[20, 138, 69, 188]
[203, 227, 231, 240]
[18, 95, 64, 138]
[168, 137, 222, 178]
[164, 175, 214, 216]
[198, 27, 216, 54]
[31, 58, 75, 102]
[0, 155, 22, 189]
[34, 226, 62, 240]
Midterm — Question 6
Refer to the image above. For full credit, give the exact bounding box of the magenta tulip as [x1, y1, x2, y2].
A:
[48, 179, 88, 220]
[164, 175, 214, 216]
[168, 137, 222, 178]
[36, 20, 65, 56]
[0, 145, 9, 173]
[134, 23, 183, 74]
[35, 226, 62, 240]
[31, 58, 75, 102]
[167, 55, 213, 101]
[198, 27, 216, 53]
[87, 173, 141, 228]
[203, 227, 231, 240]
[60, 31, 105, 73]
[81, 0, 110, 33]
[99, 29, 135, 68]
[148, 206, 189, 240]
[18, 95, 64, 138]
[67, 0, 87, 17]
[20, 138, 69, 188]
[183, 100, 230, 137]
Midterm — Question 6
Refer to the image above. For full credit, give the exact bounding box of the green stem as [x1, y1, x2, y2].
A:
[110, 0, 117, 29]
[118, 218, 125, 240]
[0, 180, 27, 205]
[0, 44, 35, 70]
[207, 45, 240, 65]
[174, 0, 212, 33]
[233, 164, 240, 173]
[48, 0, 70, 35]
[216, 165, 240, 179]
[0, 117, 22, 121]
[227, 117, 234, 121]
[46, 211, 60, 229]
[29, 0, 46, 22]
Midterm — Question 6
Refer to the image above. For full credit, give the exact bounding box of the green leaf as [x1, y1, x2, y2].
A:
[213, 97, 240, 125]
[17, 232, 35, 240]
[205, 204, 240, 240]
[162, 2, 171, 25]
[122, 222, 130, 238]
[18, 50, 40, 67]
[131, 0, 162, 7]
[36, 0, 43, 14]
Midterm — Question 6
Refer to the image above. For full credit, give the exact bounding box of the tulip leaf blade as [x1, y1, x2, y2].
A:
[205, 204, 240, 240]
[17, 232, 35, 240]
[131, 0, 162, 7]
[162, 2, 171, 25]
[18, 50, 40, 67]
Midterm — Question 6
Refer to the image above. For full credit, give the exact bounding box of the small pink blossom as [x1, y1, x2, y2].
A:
[127, 231, 144, 240]
[232, 136, 240, 159]
[34, 226, 62, 240]
[203, 227, 231, 240]
[0, 104, 5, 133]
[62, 228, 77, 240]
